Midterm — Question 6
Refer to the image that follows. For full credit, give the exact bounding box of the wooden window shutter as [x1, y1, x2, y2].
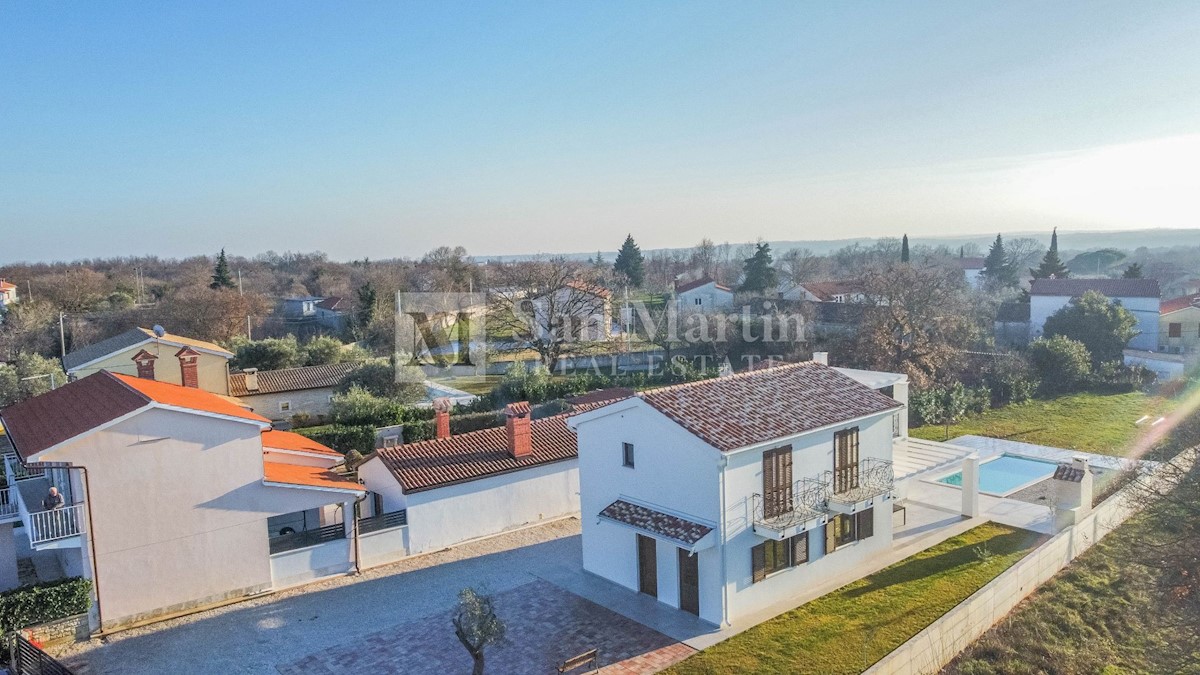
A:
[857, 508, 874, 540]
[751, 543, 766, 583]
[825, 520, 837, 554]
[791, 531, 809, 566]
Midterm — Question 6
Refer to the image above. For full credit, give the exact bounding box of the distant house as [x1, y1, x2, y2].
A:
[62, 327, 234, 395]
[229, 361, 362, 423]
[675, 277, 734, 313]
[1029, 278, 1160, 351]
[793, 281, 867, 304]
[0, 371, 363, 629]
[314, 296, 349, 331]
[953, 257, 987, 287]
[281, 297, 321, 319]
[0, 278, 17, 309]
[530, 281, 612, 342]
[1159, 293, 1200, 354]
[356, 398, 625, 566]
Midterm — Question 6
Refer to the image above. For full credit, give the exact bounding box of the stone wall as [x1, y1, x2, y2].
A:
[24, 613, 89, 646]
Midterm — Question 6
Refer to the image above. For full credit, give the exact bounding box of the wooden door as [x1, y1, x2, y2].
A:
[678, 548, 699, 615]
[637, 534, 657, 598]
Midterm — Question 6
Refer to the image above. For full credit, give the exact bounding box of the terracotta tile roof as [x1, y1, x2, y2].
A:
[62, 327, 233, 371]
[315, 296, 347, 311]
[262, 461, 363, 493]
[1030, 278, 1160, 299]
[1, 371, 268, 460]
[0, 279, 16, 291]
[801, 280, 862, 301]
[638, 362, 901, 452]
[676, 277, 732, 294]
[1161, 293, 1200, 315]
[1053, 464, 1085, 483]
[262, 429, 341, 457]
[599, 499, 713, 546]
[373, 398, 627, 493]
[568, 388, 636, 406]
[229, 361, 361, 396]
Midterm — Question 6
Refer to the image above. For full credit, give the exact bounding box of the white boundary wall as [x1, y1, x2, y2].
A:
[866, 451, 1193, 675]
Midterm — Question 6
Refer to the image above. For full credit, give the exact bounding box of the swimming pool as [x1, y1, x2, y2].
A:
[937, 454, 1059, 496]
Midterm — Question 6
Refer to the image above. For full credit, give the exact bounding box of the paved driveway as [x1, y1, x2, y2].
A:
[58, 519, 689, 675]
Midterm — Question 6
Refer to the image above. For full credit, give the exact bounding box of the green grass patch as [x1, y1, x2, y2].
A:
[666, 523, 1044, 675]
[910, 392, 1170, 456]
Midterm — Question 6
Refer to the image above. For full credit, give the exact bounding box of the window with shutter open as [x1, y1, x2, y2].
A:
[762, 446, 793, 519]
[833, 428, 860, 493]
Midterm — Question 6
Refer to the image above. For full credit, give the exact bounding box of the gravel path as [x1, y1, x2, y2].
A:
[57, 518, 583, 674]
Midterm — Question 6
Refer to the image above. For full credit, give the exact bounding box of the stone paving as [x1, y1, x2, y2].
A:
[277, 579, 692, 674]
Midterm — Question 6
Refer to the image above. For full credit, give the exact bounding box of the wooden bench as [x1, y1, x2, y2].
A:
[557, 648, 599, 673]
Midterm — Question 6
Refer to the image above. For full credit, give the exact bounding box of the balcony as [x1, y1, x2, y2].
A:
[752, 478, 830, 540]
[3, 453, 84, 549]
[825, 458, 894, 514]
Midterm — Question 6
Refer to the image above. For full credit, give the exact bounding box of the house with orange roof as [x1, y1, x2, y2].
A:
[0, 278, 17, 309]
[0, 370, 363, 631]
[1159, 292, 1200, 354]
[568, 358, 906, 626]
[62, 326, 235, 395]
[675, 276, 734, 313]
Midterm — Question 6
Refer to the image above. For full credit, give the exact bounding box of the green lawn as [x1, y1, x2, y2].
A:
[666, 523, 1044, 675]
[910, 392, 1171, 456]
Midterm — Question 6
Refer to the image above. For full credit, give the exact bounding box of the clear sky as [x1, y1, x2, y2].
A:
[2, 1, 1198, 263]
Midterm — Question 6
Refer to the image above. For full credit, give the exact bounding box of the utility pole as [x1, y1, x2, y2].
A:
[26, 280, 33, 301]
[246, 316, 252, 340]
[59, 312, 67, 358]
[238, 269, 244, 295]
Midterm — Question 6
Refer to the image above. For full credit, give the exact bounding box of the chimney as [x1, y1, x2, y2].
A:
[433, 397, 452, 439]
[812, 351, 829, 365]
[1053, 456, 1094, 516]
[175, 346, 200, 388]
[243, 368, 260, 392]
[132, 349, 158, 380]
[505, 402, 532, 458]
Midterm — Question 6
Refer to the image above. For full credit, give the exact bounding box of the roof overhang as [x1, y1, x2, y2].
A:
[597, 497, 717, 553]
[566, 397, 644, 430]
[262, 479, 364, 496]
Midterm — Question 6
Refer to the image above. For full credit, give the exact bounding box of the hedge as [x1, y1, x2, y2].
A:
[297, 425, 376, 455]
[0, 577, 92, 632]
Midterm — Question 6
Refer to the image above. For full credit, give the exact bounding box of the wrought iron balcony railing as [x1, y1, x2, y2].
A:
[826, 458, 894, 506]
[752, 477, 831, 537]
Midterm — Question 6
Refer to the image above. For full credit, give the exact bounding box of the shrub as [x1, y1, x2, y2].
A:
[330, 386, 406, 427]
[0, 577, 92, 632]
[979, 355, 1038, 407]
[1027, 336, 1091, 395]
[297, 424, 375, 455]
[339, 359, 425, 403]
[233, 335, 302, 371]
[303, 335, 345, 366]
[1088, 361, 1156, 393]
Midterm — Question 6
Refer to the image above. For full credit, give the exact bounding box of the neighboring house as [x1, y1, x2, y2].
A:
[0, 371, 363, 630]
[1029, 278, 1161, 351]
[0, 278, 17, 308]
[62, 327, 234, 395]
[229, 361, 362, 423]
[675, 277, 734, 313]
[794, 281, 867, 304]
[1159, 292, 1200, 354]
[314, 296, 349, 331]
[281, 297, 321, 319]
[530, 281, 613, 342]
[568, 360, 902, 626]
[953, 257, 987, 287]
[357, 397, 624, 567]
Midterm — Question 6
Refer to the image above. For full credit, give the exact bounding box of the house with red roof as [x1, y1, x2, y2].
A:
[0, 370, 363, 631]
[568, 359, 905, 626]
[355, 396, 625, 567]
[0, 278, 17, 309]
[675, 277, 734, 313]
[1159, 292, 1200, 354]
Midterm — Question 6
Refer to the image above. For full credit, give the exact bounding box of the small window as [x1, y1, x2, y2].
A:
[1169, 322, 1182, 338]
[622, 442, 635, 468]
[279, 401, 292, 412]
[694, 298, 702, 305]
[751, 538, 791, 582]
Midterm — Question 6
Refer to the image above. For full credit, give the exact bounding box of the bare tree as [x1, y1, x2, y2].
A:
[452, 587, 506, 675]
[1005, 237, 1045, 273]
[778, 247, 826, 286]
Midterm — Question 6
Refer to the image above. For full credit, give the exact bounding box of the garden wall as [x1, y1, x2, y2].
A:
[865, 450, 1194, 675]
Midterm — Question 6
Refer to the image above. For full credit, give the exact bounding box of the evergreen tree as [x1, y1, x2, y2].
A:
[1030, 228, 1070, 279]
[355, 282, 377, 328]
[210, 248, 236, 290]
[592, 251, 606, 269]
[959, 246, 965, 258]
[739, 242, 778, 294]
[1122, 262, 1144, 279]
[612, 234, 645, 287]
[981, 235, 1018, 288]
[901, 235, 910, 263]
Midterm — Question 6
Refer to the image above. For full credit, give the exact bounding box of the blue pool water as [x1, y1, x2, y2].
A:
[938, 454, 1058, 495]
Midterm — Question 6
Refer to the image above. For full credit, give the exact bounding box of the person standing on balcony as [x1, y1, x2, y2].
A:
[42, 486, 64, 511]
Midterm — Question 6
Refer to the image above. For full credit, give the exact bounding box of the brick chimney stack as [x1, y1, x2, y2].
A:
[175, 346, 200, 388]
[433, 397, 452, 440]
[505, 402, 532, 458]
[132, 349, 158, 380]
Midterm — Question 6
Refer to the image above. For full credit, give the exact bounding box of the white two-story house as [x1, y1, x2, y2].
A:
[569, 360, 902, 626]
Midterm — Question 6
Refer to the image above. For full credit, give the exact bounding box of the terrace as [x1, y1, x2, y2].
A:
[2, 453, 84, 549]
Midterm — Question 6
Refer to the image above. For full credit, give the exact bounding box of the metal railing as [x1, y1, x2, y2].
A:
[358, 509, 407, 534]
[4, 632, 77, 675]
[27, 505, 84, 545]
[0, 487, 17, 520]
[269, 522, 346, 555]
[752, 478, 830, 533]
[826, 458, 894, 504]
[3, 454, 42, 486]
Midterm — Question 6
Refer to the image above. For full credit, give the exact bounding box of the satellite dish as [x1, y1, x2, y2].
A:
[152, 325, 166, 337]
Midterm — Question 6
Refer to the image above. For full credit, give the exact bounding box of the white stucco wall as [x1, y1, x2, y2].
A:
[358, 524, 411, 569]
[677, 284, 734, 313]
[269, 539, 352, 588]
[1031, 294, 1159, 351]
[0, 522, 18, 591]
[37, 408, 356, 630]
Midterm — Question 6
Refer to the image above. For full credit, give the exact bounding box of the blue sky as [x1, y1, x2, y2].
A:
[2, 1, 1198, 263]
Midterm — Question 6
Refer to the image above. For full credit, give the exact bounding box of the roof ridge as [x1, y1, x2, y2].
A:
[103, 370, 154, 405]
[234, 360, 362, 375]
[638, 361, 815, 399]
